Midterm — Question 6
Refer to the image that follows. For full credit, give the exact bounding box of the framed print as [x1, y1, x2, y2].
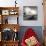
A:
[9, 10, 15, 15]
[23, 6, 38, 20]
[2, 10, 9, 15]
[10, 11, 15, 15]
[9, 9, 18, 15]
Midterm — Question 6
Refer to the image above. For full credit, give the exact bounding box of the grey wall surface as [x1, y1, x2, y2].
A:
[18, 26, 43, 43]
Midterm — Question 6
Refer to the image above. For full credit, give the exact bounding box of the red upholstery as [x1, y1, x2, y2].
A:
[21, 28, 41, 46]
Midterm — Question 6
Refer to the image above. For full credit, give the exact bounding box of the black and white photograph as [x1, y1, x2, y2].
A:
[23, 6, 38, 20]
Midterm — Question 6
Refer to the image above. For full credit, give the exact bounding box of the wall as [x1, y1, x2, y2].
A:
[19, 0, 44, 26]
[0, 0, 44, 26]
[18, 26, 43, 43]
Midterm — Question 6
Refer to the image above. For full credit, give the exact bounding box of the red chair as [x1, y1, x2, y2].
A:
[21, 28, 41, 46]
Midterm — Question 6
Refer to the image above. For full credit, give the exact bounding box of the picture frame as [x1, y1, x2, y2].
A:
[2, 10, 9, 15]
[23, 6, 38, 20]
[9, 10, 18, 15]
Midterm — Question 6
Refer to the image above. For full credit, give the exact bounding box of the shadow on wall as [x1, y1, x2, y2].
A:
[18, 26, 43, 44]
